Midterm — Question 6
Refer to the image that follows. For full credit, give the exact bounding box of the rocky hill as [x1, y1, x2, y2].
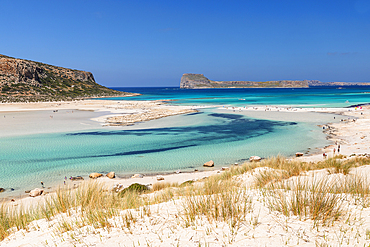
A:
[180, 73, 310, 88]
[0, 54, 132, 102]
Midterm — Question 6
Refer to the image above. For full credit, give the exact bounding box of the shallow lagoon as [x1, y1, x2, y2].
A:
[0, 107, 338, 198]
[1, 86, 369, 198]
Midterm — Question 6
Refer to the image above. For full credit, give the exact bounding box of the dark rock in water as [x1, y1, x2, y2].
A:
[10, 188, 14, 191]
[0, 188, 5, 193]
[70, 176, 84, 181]
[25, 190, 31, 193]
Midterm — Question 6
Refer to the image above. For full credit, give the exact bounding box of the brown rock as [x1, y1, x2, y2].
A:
[89, 173, 103, 179]
[249, 156, 262, 162]
[29, 188, 44, 197]
[70, 176, 84, 181]
[295, 152, 304, 157]
[203, 160, 214, 167]
[0, 188, 4, 193]
[106, 172, 115, 179]
[156, 176, 164, 181]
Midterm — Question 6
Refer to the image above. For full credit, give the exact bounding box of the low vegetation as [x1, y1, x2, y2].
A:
[1, 155, 370, 244]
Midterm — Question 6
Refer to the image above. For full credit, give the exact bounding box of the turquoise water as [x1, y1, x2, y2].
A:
[0, 86, 369, 198]
[109, 86, 370, 108]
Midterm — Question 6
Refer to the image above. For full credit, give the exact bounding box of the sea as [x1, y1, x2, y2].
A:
[1, 86, 370, 198]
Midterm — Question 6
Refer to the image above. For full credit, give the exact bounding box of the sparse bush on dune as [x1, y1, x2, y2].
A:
[2, 155, 370, 242]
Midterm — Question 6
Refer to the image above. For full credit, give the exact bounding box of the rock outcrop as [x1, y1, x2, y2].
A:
[29, 188, 44, 197]
[295, 152, 304, 157]
[0, 54, 131, 102]
[249, 156, 262, 162]
[180, 74, 212, 88]
[106, 172, 115, 179]
[89, 173, 103, 179]
[203, 160, 214, 167]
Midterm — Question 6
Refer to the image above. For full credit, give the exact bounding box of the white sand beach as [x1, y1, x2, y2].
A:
[2, 100, 370, 246]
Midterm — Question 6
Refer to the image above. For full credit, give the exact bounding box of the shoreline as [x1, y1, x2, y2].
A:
[219, 104, 368, 162]
[0, 100, 368, 202]
[2, 99, 370, 246]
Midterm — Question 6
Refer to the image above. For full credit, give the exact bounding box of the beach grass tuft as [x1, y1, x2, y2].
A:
[264, 176, 346, 226]
[2, 155, 370, 242]
[181, 178, 252, 232]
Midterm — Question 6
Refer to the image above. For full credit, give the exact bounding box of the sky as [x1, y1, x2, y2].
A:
[1, 0, 369, 87]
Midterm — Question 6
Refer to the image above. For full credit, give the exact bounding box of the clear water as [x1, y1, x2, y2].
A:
[1, 86, 369, 198]
[108, 86, 370, 108]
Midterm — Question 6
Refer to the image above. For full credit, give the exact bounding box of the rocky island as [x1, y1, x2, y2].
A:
[180, 73, 370, 89]
[0, 54, 134, 102]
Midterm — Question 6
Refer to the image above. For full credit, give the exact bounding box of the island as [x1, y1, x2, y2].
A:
[180, 73, 370, 88]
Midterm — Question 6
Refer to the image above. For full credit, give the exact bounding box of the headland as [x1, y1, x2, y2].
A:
[180, 73, 370, 88]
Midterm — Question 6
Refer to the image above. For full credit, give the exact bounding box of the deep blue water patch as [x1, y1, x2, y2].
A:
[1, 113, 293, 165]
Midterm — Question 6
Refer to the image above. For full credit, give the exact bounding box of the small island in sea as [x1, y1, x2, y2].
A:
[180, 73, 370, 88]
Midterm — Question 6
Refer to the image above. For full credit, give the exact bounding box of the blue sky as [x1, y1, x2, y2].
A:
[1, 0, 369, 87]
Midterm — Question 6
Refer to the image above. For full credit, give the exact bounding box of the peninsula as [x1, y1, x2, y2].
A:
[180, 73, 370, 88]
[0, 54, 135, 102]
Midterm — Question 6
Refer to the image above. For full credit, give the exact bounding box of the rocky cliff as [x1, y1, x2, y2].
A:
[180, 74, 212, 88]
[0, 54, 131, 102]
[180, 74, 310, 88]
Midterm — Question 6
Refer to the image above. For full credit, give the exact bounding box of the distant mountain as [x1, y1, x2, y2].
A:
[307, 81, 370, 86]
[180, 74, 370, 89]
[0, 54, 134, 102]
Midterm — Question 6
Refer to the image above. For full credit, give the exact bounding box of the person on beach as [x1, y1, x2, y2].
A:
[41, 181, 44, 188]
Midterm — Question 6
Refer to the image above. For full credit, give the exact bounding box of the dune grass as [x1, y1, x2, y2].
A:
[1, 155, 370, 242]
[180, 176, 252, 239]
[263, 176, 346, 226]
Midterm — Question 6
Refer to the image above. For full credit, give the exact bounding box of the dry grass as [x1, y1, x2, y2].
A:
[334, 174, 370, 207]
[315, 155, 370, 175]
[0, 181, 146, 240]
[264, 176, 346, 226]
[181, 177, 252, 233]
[2, 155, 370, 242]
[152, 181, 179, 191]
